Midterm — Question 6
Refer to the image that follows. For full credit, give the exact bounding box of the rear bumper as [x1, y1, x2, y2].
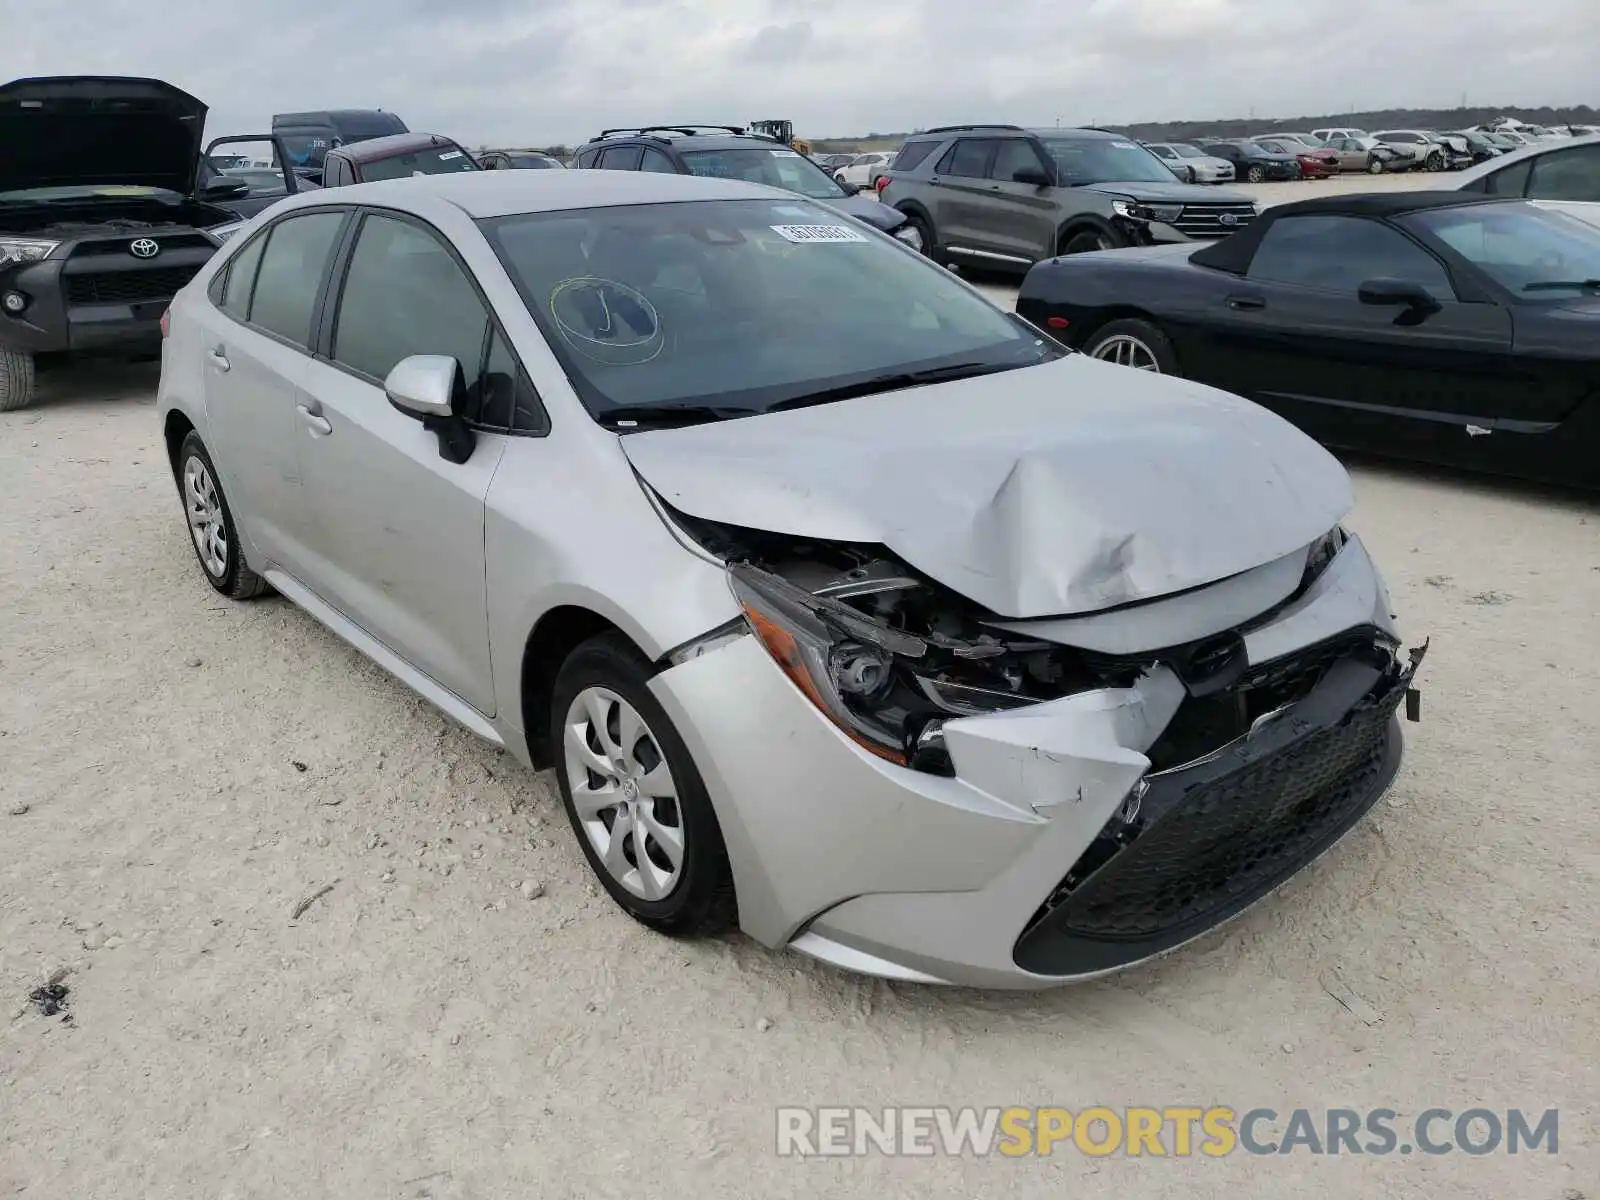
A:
[650, 535, 1422, 989]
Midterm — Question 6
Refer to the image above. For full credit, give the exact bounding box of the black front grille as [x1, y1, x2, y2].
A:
[65, 265, 202, 305]
[69, 233, 217, 258]
[1046, 698, 1393, 940]
[1170, 203, 1257, 239]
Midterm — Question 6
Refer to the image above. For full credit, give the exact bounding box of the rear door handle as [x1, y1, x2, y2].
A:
[1225, 295, 1266, 311]
[296, 403, 332, 436]
[208, 346, 230, 372]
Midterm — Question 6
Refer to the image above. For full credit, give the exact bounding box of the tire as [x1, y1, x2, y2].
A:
[0, 347, 37, 412]
[1425, 151, 1444, 171]
[1084, 318, 1179, 375]
[903, 213, 938, 261]
[833, 172, 848, 185]
[1246, 164, 1267, 184]
[175, 431, 269, 600]
[1368, 156, 1386, 174]
[1061, 229, 1117, 255]
[550, 632, 736, 937]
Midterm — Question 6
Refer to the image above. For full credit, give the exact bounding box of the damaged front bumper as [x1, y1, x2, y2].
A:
[647, 533, 1425, 989]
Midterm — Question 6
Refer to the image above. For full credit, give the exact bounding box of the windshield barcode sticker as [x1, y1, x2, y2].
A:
[772, 149, 800, 158]
[770, 224, 868, 244]
[439, 150, 463, 160]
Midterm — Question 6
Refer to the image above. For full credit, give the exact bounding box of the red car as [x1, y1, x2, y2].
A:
[1254, 137, 1336, 178]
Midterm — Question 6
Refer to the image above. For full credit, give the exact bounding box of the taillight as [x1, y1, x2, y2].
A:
[875, 175, 891, 191]
[159, 307, 171, 338]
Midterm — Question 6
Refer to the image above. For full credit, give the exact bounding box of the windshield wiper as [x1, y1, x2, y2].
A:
[1522, 279, 1600, 293]
[594, 403, 752, 431]
[761, 361, 1014, 414]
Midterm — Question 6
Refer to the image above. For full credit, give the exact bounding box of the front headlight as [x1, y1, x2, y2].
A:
[0, 238, 60, 271]
[1110, 198, 1150, 221]
[729, 562, 1032, 768]
[1302, 527, 1347, 588]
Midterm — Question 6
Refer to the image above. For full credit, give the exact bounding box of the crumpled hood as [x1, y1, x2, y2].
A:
[820, 192, 906, 233]
[623, 355, 1354, 618]
[0, 76, 206, 196]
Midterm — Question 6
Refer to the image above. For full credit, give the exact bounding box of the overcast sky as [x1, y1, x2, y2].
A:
[4, 0, 1595, 146]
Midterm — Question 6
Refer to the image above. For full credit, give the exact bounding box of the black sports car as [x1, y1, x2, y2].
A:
[1015, 192, 1600, 490]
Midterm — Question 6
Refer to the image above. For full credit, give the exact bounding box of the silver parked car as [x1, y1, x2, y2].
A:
[1142, 142, 1235, 184]
[157, 170, 1423, 988]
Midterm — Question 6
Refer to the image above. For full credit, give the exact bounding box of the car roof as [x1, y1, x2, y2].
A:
[579, 130, 786, 153]
[1188, 191, 1524, 275]
[273, 167, 790, 219]
[1453, 131, 1600, 186]
[333, 132, 465, 162]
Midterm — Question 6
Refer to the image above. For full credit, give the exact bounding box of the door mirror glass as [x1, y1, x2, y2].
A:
[385, 355, 459, 419]
[1012, 166, 1052, 187]
[1357, 277, 1440, 309]
[838, 180, 861, 195]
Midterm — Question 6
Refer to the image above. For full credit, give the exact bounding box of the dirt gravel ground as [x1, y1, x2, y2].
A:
[3, 187, 1598, 1198]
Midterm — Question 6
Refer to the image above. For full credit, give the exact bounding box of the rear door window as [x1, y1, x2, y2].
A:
[597, 146, 644, 170]
[247, 211, 346, 347]
[936, 139, 996, 178]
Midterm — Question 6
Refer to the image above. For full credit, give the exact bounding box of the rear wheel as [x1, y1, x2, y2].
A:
[0, 347, 36, 412]
[550, 633, 736, 937]
[1085, 318, 1178, 375]
[176, 431, 269, 600]
[902, 213, 937, 261]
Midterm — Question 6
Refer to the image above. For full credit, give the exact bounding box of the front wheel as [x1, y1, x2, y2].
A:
[1425, 151, 1445, 171]
[1368, 156, 1386, 174]
[550, 633, 736, 937]
[1061, 229, 1117, 255]
[1084, 318, 1178, 375]
[0, 347, 36, 412]
[1246, 164, 1267, 183]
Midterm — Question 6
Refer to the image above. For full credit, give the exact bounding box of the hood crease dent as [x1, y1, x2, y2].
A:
[621, 355, 1353, 619]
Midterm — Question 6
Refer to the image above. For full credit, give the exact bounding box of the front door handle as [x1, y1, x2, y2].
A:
[208, 346, 230, 372]
[296, 404, 332, 436]
[1225, 294, 1266, 311]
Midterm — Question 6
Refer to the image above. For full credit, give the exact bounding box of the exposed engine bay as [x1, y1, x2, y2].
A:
[671, 506, 1385, 775]
[0, 195, 232, 236]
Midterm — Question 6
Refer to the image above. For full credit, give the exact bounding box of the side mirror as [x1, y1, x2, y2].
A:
[385, 354, 476, 463]
[839, 180, 861, 196]
[1358, 278, 1442, 314]
[1013, 166, 1052, 187]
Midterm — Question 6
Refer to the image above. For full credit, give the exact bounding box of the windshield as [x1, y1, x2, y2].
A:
[678, 147, 846, 200]
[479, 198, 1057, 424]
[1171, 144, 1207, 159]
[1403, 202, 1600, 299]
[359, 146, 479, 181]
[1038, 137, 1180, 184]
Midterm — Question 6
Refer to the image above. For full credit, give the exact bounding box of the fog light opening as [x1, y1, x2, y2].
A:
[2, 290, 27, 314]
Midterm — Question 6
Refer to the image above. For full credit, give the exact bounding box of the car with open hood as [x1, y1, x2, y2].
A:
[157, 169, 1425, 989]
[0, 75, 260, 410]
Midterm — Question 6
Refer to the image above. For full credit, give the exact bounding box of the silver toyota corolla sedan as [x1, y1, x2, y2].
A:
[157, 170, 1425, 988]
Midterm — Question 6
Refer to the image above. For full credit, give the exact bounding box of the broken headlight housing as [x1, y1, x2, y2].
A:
[727, 561, 1116, 772]
[0, 238, 59, 271]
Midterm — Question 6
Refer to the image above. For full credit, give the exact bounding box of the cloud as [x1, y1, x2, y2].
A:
[2, 0, 1593, 146]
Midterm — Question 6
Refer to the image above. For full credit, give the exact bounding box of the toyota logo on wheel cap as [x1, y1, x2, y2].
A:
[129, 238, 160, 258]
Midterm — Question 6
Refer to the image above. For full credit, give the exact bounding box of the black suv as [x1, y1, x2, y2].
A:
[0, 76, 251, 411]
[879, 124, 1258, 270]
[572, 126, 918, 247]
